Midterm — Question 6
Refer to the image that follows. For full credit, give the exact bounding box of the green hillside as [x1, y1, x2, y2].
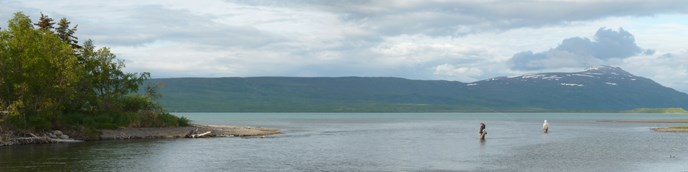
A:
[147, 71, 688, 112]
[625, 108, 688, 114]
[150, 77, 492, 112]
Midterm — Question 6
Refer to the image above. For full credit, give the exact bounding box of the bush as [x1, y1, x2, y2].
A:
[134, 112, 189, 128]
[35, 116, 52, 130]
[93, 115, 117, 129]
[120, 94, 158, 112]
[179, 116, 190, 127]
[158, 113, 177, 127]
[113, 113, 136, 127]
[4, 114, 52, 130]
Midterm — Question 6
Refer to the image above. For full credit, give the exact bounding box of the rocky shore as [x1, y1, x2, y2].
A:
[0, 130, 84, 146]
[1, 124, 281, 146]
[99, 124, 281, 139]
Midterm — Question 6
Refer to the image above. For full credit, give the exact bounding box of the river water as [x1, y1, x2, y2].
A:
[1, 113, 687, 171]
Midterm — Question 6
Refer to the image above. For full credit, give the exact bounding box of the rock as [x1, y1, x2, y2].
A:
[53, 130, 63, 136]
[60, 135, 70, 139]
[47, 133, 56, 138]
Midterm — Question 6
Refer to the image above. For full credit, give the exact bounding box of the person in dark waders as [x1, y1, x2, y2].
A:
[479, 122, 487, 140]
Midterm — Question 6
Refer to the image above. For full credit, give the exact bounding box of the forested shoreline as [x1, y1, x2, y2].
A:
[0, 12, 188, 141]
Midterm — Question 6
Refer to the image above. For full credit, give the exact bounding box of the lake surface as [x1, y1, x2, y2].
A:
[1, 113, 688, 171]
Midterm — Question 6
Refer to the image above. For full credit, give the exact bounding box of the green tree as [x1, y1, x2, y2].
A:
[1, 11, 187, 131]
[34, 13, 54, 31]
[56, 18, 81, 49]
[81, 45, 150, 112]
[0, 12, 80, 129]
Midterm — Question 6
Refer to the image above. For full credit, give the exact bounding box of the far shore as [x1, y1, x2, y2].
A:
[603, 119, 688, 132]
[602, 119, 688, 123]
[651, 127, 688, 132]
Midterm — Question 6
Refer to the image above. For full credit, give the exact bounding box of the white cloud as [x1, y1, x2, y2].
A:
[291, 0, 688, 36]
[508, 27, 647, 70]
[371, 35, 490, 65]
[433, 64, 483, 81]
[621, 51, 688, 92]
[1, 0, 688, 92]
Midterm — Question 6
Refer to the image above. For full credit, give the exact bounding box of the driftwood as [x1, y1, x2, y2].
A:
[186, 128, 212, 138]
[13, 137, 83, 144]
[190, 131, 211, 138]
[11, 132, 83, 145]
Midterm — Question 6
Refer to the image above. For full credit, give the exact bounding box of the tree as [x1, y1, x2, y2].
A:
[1, 11, 187, 131]
[87, 46, 150, 112]
[56, 18, 81, 49]
[34, 13, 54, 31]
[1, 12, 81, 129]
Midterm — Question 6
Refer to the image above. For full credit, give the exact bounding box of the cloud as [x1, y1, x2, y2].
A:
[433, 64, 483, 81]
[370, 36, 488, 65]
[2, 0, 688, 91]
[621, 51, 688, 93]
[82, 5, 287, 48]
[508, 27, 649, 70]
[239, 0, 688, 37]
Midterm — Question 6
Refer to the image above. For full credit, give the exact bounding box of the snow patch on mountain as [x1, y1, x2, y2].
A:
[583, 65, 635, 77]
[478, 66, 641, 87]
[561, 83, 584, 87]
[510, 74, 563, 80]
[573, 74, 596, 78]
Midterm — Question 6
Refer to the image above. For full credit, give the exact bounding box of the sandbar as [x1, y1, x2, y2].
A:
[651, 127, 688, 132]
[603, 119, 688, 123]
[99, 124, 281, 140]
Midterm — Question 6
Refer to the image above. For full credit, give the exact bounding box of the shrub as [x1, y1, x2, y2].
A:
[178, 116, 190, 127]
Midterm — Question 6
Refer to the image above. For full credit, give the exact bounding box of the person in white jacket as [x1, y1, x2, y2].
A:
[543, 120, 549, 133]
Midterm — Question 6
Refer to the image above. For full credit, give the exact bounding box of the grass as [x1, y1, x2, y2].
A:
[60, 112, 190, 129]
[652, 126, 688, 132]
[624, 108, 688, 114]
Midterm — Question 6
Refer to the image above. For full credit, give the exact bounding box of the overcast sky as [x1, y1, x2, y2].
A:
[2, 0, 688, 92]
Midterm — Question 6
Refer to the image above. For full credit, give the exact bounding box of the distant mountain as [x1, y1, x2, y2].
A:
[148, 66, 688, 112]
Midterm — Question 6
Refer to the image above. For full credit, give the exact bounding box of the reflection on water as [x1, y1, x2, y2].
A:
[1, 113, 687, 171]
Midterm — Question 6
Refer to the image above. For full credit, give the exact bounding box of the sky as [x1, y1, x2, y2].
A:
[2, 0, 688, 92]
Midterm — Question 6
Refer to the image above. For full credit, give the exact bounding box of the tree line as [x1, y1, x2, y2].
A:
[0, 12, 187, 135]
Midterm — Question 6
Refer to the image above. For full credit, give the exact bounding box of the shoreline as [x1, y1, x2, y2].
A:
[603, 119, 688, 132]
[99, 124, 281, 140]
[602, 119, 688, 123]
[651, 127, 688, 132]
[1, 124, 281, 146]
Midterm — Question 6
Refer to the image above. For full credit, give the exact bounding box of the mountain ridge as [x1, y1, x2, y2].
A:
[148, 66, 688, 112]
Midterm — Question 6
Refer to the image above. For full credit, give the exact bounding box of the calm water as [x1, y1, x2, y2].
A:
[1, 113, 688, 171]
